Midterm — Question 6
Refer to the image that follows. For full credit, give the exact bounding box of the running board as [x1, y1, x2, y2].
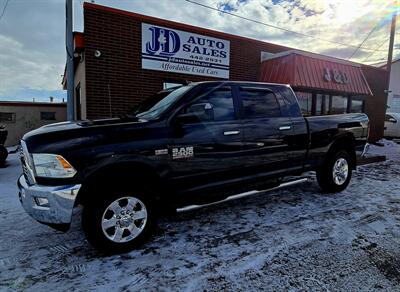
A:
[176, 177, 309, 213]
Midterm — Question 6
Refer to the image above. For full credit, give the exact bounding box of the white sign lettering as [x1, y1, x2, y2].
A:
[323, 67, 351, 84]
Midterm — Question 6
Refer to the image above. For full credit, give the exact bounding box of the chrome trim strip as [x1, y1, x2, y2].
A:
[176, 178, 309, 213]
[279, 126, 291, 131]
[223, 130, 240, 136]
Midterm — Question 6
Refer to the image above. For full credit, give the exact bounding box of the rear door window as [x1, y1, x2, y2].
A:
[239, 87, 281, 118]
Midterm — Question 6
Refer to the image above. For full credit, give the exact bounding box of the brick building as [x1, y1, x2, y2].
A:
[65, 3, 389, 142]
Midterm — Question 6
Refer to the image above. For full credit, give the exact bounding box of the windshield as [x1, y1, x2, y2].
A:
[136, 85, 193, 120]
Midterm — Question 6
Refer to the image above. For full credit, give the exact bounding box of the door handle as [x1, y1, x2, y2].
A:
[279, 126, 291, 131]
[224, 130, 240, 136]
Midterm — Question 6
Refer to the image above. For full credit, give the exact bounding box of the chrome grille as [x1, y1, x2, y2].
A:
[20, 141, 36, 185]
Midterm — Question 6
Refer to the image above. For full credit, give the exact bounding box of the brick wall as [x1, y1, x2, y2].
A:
[83, 3, 388, 141]
[83, 3, 288, 119]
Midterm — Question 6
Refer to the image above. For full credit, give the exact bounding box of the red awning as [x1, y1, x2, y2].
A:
[259, 51, 372, 96]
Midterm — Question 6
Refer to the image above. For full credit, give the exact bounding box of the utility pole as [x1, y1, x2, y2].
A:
[386, 1, 398, 91]
[66, 0, 74, 120]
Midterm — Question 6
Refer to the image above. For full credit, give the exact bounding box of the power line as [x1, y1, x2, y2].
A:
[364, 2, 399, 64]
[347, 20, 384, 60]
[363, 37, 390, 63]
[0, 0, 10, 22]
[184, 0, 387, 52]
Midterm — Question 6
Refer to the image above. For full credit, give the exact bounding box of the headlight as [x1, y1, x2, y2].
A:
[32, 154, 77, 178]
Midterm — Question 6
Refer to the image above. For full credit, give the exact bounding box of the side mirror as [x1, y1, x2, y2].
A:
[176, 103, 214, 124]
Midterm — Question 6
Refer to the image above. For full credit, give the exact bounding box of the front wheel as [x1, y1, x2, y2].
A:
[316, 150, 353, 193]
[82, 188, 156, 253]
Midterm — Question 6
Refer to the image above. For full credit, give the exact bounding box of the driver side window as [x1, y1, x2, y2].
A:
[183, 87, 235, 123]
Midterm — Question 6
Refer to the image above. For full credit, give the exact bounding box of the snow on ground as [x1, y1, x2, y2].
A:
[1, 142, 400, 291]
[367, 139, 400, 161]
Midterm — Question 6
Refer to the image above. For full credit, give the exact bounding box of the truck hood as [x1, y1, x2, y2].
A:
[27, 117, 146, 135]
[22, 117, 150, 154]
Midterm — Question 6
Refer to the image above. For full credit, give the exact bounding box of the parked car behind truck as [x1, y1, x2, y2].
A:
[384, 112, 400, 138]
[18, 81, 369, 253]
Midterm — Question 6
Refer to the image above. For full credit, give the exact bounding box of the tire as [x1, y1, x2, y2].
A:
[0, 145, 8, 164]
[82, 184, 156, 254]
[316, 150, 353, 193]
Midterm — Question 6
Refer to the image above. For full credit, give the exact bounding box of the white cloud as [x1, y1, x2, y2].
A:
[0, 35, 64, 96]
[0, 0, 398, 100]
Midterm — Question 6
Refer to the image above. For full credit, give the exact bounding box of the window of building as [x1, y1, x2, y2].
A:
[240, 88, 281, 118]
[40, 112, 56, 121]
[330, 95, 348, 114]
[316, 94, 329, 116]
[349, 98, 364, 113]
[295, 92, 312, 116]
[0, 112, 16, 123]
[185, 87, 235, 122]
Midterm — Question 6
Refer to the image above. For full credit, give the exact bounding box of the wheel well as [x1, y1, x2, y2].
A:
[326, 135, 357, 169]
[76, 162, 167, 206]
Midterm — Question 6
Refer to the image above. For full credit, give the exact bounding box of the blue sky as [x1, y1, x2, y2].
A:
[0, 0, 398, 102]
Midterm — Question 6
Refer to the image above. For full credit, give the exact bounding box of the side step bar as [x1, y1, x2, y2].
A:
[176, 177, 309, 213]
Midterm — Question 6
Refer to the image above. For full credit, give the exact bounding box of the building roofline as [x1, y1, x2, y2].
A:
[83, 3, 386, 72]
[378, 58, 400, 69]
[0, 101, 67, 107]
[261, 49, 364, 67]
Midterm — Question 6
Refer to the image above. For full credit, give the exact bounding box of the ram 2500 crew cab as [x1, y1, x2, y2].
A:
[18, 81, 369, 253]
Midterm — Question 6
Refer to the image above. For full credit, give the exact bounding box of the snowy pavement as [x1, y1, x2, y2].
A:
[1, 142, 400, 291]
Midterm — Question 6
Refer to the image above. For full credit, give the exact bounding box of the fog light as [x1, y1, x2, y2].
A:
[35, 197, 49, 207]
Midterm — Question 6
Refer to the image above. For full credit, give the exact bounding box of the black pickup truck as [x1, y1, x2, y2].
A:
[18, 81, 369, 253]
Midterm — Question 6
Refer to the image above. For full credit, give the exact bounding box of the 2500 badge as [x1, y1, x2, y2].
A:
[172, 146, 194, 159]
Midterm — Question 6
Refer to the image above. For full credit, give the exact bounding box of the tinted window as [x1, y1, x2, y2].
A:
[240, 88, 281, 118]
[295, 91, 312, 116]
[186, 87, 235, 122]
[137, 85, 193, 119]
[279, 87, 302, 117]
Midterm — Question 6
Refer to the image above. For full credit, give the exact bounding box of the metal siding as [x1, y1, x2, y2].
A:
[259, 53, 372, 95]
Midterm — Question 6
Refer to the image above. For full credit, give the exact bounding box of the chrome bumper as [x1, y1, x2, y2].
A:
[17, 175, 81, 226]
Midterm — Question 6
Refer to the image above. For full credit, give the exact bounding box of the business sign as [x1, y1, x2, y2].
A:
[142, 23, 230, 78]
[323, 67, 351, 84]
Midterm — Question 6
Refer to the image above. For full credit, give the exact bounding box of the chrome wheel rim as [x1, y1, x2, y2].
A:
[101, 196, 147, 243]
[332, 158, 349, 185]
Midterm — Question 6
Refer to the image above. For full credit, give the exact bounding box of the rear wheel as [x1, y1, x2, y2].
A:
[82, 186, 156, 253]
[316, 150, 352, 193]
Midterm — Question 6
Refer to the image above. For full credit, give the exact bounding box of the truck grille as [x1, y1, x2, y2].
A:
[20, 141, 36, 185]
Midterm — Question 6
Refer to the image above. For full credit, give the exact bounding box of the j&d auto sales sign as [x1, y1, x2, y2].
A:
[141, 23, 230, 78]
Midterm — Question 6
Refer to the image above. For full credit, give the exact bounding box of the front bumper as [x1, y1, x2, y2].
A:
[17, 175, 81, 228]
